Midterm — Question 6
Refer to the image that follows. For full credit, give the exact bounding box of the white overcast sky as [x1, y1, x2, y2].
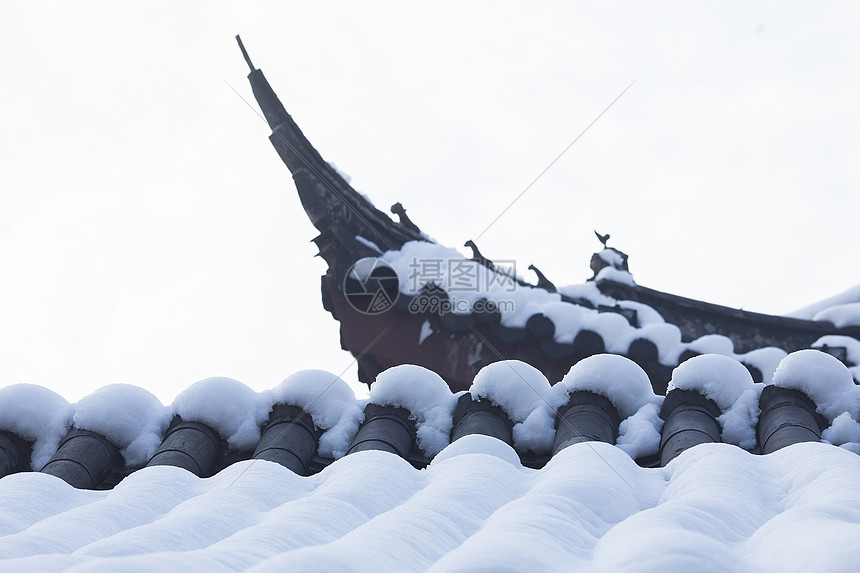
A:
[1, 1, 858, 403]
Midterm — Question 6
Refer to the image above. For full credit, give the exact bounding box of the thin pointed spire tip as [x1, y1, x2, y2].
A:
[235, 34, 256, 72]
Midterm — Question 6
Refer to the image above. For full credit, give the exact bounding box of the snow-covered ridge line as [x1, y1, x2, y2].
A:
[378, 241, 860, 379]
[0, 372, 365, 471]
[1, 351, 858, 483]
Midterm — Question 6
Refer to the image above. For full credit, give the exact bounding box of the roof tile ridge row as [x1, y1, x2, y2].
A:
[2, 350, 858, 489]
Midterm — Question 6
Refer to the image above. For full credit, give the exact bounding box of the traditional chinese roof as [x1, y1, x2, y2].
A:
[239, 38, 860, 394]
[1, 38, 859, 572]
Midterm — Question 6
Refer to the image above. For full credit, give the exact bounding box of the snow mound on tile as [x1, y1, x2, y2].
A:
[73, 385, 170, 467]
[668, 354, 754, 411]
[812, 335, 860, 384]
[0, 384, 72, 470]
[618, 301, 665, 326]
[556, 354, 661, 457]
[615, 401, 663, 459]
[470, 360, 555, 422]
[431, 433, 526, 469]
[668, 354, 760, 448]
[557, 281, 615, 307]
[513, 407, 558, 455]
[595, 265, 635, 285]
[716, 386, 762, 450]
[735, 347, 787, 384]
[370, 365, 457, 456]
[812, 335, 860, 366]
[470, 360, 562, 453]
[822, 412, 860, 447]
[772, 349, 860, 422]
[685, 334, 734, 357]
[172, 377, 270, 451]
[270, 370, 364, 459]
[638, 323, 684, 363]
[584, 312, 635, 353]
[556, 354, 657, 419]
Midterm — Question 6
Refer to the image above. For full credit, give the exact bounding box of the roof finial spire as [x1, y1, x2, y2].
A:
[235, 34, 256, 72]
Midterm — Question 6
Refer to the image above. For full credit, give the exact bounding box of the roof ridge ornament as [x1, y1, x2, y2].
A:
[464, 240, 495, 271]
[594, 230, 610, 247]
[390, 202, 421, 234]
[528, 264, 557, 292]
[589, 230, 630, 281]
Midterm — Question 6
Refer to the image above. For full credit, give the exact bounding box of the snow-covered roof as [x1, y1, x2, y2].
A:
[2, 440, 859, 571]
[2, 351, 860, 571]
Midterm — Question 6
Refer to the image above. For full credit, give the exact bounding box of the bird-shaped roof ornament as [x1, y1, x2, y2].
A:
[594, 230, 610, 248]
